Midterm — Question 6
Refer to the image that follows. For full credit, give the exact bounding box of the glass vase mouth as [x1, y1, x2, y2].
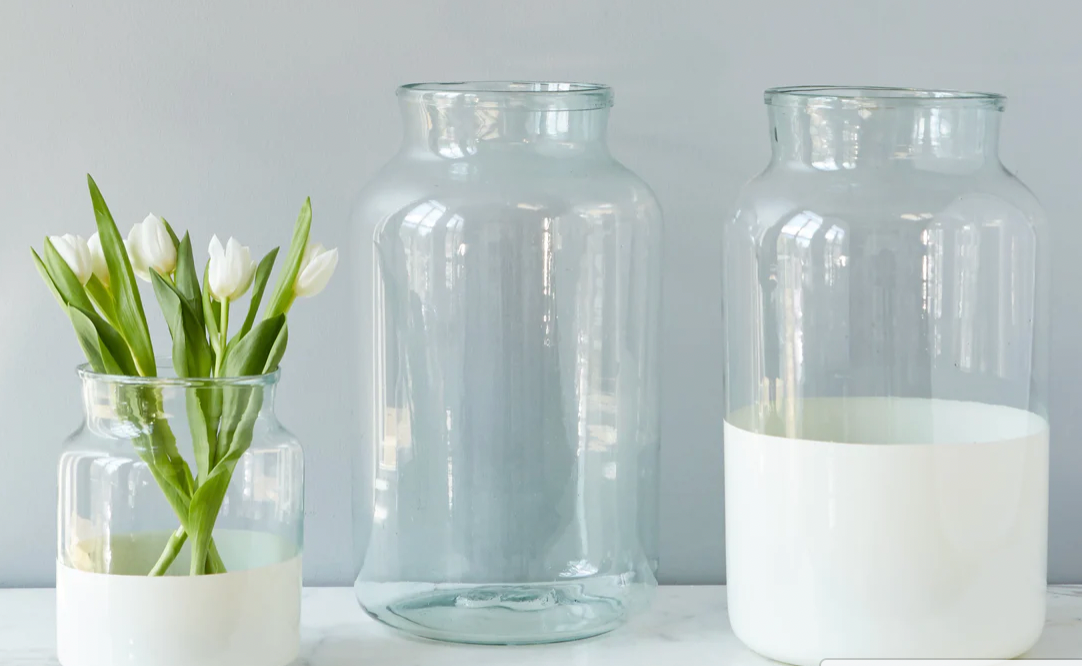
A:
[397, 81, 614, 111]
[765, 86, 1006, 111]
[76, 360, 280, 388]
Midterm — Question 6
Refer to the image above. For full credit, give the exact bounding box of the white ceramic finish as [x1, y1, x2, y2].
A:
[56, 554, 301, 666]
[725, 398, 1049, 665]
[3, 586, 1082, 664]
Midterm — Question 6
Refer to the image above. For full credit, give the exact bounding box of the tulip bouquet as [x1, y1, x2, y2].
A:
[33, 175, 337, 576]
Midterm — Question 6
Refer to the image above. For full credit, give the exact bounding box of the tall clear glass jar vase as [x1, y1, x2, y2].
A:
[352, 82, 662, 644]
[723, 87, 1049, 664]
[56, 365, 304, 666]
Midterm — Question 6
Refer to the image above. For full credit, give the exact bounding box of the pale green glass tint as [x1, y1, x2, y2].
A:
[57, 366, 304, 575]
[352, 81, 662, 644]
[726, 86, 1047, 429]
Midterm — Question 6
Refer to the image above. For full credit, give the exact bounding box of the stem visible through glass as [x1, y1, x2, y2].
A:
[134, 382, 227, 576]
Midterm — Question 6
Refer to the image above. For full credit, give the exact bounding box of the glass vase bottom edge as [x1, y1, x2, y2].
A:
[354, 575, 652, 644]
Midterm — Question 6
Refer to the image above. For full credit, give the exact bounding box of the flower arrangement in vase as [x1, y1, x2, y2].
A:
[34, 176, 336, 666]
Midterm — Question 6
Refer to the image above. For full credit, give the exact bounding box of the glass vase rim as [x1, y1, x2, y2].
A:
[764, 85, 1006, 111]
[397, 81, 614, 110]
[76, 361, 281, 388]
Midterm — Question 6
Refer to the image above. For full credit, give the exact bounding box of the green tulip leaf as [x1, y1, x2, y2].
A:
[70, 304, 137, 376]
[67, 305, 109, 373]
[263, 323, 288, 374]
[223, 314, 285, 377]
[187, 464, 232, 575]
[191, 314, 283, 573]
[85, 276, 119, 330]
[264, 198, 311, 319]
[174, 233, 205, 332]
[160, 217, 181, 250]
[217, 314, 284, 460]
[87, 175, 156, 376]
[67, 304, 137, 375]
[151, 270, 210, 378]
[229, 247, 279, 349]
[31, 248, 65, 308]
[191, 327, 281, 575]
[202, 261, 222, 357]
[42, 237, 96, 313]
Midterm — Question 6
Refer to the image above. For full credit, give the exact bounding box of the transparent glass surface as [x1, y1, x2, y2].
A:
[352, 81, 662, 644]
[722, 87, 1049, 663]
[57, 366, 304, 576]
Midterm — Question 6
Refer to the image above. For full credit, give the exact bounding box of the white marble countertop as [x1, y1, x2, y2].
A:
[4, 586, 1082, 664]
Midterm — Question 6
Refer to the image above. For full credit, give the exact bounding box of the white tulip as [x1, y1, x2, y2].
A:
[207, 235, 257, 301]
[127, 213, 177, 281]
[294, 242, 338, 298]
[49, 234, 93, 285]
[87, 232, 109, 287]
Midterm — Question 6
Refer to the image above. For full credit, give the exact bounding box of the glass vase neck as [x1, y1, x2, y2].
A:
[764, 86, 1005, 171]
[77, 365, 279, 431]
[396, 81, 613, 157]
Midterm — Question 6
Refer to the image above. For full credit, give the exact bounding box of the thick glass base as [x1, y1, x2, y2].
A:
[355, 576, 648, 644]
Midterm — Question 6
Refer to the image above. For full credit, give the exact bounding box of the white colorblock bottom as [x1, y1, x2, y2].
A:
[56, 533, 301, 666]
[724, 398, 1049, 666]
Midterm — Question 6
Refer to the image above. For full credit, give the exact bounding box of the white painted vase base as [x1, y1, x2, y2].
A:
[724, 397, 1049, 666]
[56, 531, 301, 666]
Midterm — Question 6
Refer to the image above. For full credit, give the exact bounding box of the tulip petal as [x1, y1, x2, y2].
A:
[301, 242, 325, 269]
[208, 235, 225, 260]
[208, 235, 257, 301]
[88, 232, 110, 287]
[126, 223, 152, 282]
[238, 259, 257, 296]
[142, 214, 177, 275]
[207, 235, 227, 300]
[295, 247, 338, 298]
[49, 234, 93, 285]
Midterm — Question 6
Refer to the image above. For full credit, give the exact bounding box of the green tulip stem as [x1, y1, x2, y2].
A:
[214, 298, 229, 376]
[149, 526, 226, 576]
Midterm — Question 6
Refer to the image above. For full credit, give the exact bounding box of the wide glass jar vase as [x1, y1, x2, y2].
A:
[723, 86, 1049, 665]
[352, 81, 662, 644]
[56, 365, 304, 666]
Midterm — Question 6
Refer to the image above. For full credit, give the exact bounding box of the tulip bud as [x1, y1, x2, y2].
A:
[49, 234, 93, 285]
[208, 235, 257, 301]
[127, 213, 177, 281]
[294, 242, 338, 298]
[87, 232, 109, 287]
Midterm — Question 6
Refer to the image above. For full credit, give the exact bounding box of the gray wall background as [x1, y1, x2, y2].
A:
[1, 0, 1080, 586]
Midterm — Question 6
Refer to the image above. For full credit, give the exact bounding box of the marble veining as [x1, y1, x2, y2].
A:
[2, 586, 1081, 664]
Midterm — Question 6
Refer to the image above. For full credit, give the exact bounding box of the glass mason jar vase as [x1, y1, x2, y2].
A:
[56, 365, 304, 666]
[352, 81, 662, 644]
[723, 86, 1049, 665]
